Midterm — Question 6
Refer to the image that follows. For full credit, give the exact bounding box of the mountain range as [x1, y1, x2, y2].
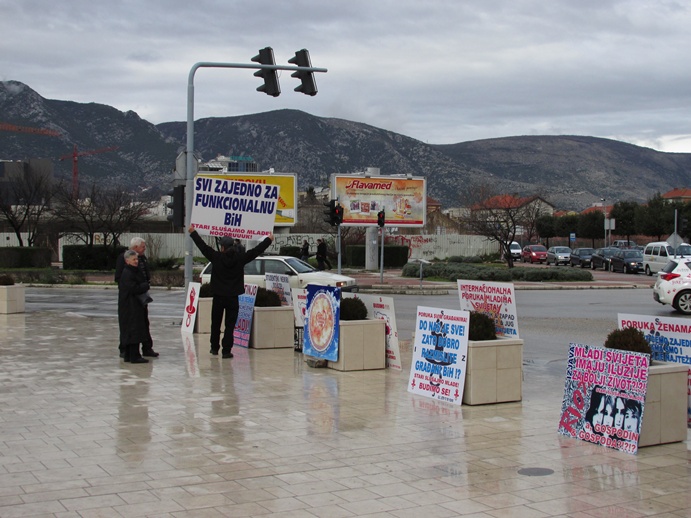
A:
[2, 80, 691, 211]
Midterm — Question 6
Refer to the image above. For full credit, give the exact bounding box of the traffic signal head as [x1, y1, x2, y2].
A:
[166, 185, 185, 228]
[288, 49, 318, 96]
[251, 47, 281, 97]
[377, 210, 385, 227]
[323, 199, 337, 226]
[334, 203, 343, 225]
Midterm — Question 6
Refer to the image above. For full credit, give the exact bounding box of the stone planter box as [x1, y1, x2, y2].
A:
[193, 297, 213, 334]
[463, 338, 523, 405]
[639, 361, 688, 447]
[250, 306, 295, 349]
[328, 319, 386, 371]
[0, 285, 25, 314]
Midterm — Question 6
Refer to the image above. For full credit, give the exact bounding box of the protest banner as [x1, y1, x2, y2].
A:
[266, 273, 292, 306]
[407, 306, 469, 405]
[232, 284, 258, 348]
[618, 313, 691, 425]
[291, 288, 307, 328]
[558, 343, 649, 454]
[181, 282, 201, 333]
[344, 293, 402, 371]
[303, 285, 340, 361]
[190, 174, 278, 239]
[457, 280, 519, 338]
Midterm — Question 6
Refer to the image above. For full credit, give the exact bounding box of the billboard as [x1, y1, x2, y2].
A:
[332, 175, 426, 227]
[197, 173, 297, 226]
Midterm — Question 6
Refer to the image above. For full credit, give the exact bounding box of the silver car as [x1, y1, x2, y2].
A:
[199, 256, 359, 291]
[546, 246, 572, 266]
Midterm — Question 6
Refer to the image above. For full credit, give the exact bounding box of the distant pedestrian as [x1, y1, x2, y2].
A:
[301, 240, 310, 262]
[316, 238, 332, 270]
[189, 225, 273, 358]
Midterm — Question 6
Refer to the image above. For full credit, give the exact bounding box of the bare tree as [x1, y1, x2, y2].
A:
[52, 182, 156, 251]
[0, 162, 54, 246]
[459, 184, 525, 268]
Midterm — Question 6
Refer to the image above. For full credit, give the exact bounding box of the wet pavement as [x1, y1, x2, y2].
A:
[0, 285, 689, 517]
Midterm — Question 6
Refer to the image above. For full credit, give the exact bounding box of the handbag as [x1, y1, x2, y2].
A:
[137, 291, 153, 306]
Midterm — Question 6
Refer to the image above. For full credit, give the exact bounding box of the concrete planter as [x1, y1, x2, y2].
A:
[328, 319, 386, 371]
[0, 285, 25, 314]
[463, 338, 523, 405]
[639, 361, 688, 447]
[249, 306, 295, 349]
[193, 297, 213, 334]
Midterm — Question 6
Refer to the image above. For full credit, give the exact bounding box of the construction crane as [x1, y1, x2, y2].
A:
[60, 145, 119, 199]
[0, 121, 61, 137]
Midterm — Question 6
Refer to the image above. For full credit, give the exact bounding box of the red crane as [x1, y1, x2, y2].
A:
[60, 145, 119, 199]
[0, 121, 61, 137]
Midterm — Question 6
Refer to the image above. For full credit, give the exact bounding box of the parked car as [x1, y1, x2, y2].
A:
[569, 248, 595, 268]
[609, 249, 644, 273]
[643, 242, 691, 276]
[521, 244, 548, 263]
[612, 239, 637, 249]
[546, 246, 571, 265]
[509, 241, 522, 261]
[199, 256, 359, 291]
[653, 258, 691, 314]
[590, 248, 617, 270]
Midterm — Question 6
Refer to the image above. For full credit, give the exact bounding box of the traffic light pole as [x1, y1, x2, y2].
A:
[184, 60, 328, 287]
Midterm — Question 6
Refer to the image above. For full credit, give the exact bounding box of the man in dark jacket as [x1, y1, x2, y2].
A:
[118, 250, 151, 364]
[188, 225, 273, 358]
[115, 237, 158, 358]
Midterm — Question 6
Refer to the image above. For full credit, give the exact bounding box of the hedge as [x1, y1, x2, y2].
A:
[0, 247, 52, 268]
[63, 245, 126, 270]
[401, 261, 593, 282]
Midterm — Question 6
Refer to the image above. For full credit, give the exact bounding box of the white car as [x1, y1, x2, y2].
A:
[199, 256, 359, 292]
[653, 258, 691, 314]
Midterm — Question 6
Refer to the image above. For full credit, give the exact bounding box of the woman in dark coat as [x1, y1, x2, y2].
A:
[118, 250, 151, 363]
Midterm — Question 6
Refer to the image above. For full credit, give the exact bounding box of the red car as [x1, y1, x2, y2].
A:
[521, 244, 548, 264]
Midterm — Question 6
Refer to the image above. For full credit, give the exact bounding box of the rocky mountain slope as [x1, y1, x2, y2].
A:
[3, 80, 691, 211]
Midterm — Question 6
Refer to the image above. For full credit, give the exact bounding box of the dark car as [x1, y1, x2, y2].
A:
[521, 244, 548, 264]
[610, 249, 644, 273]
[569, 248, 595, 268]
[590, 248, 618, 270]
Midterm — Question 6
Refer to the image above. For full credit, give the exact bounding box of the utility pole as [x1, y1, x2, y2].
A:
[183, 50, 327, 287]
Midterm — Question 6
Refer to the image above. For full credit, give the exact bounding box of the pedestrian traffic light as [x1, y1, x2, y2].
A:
[251, 47, 281, 97]
[288, 49, 318, 96]
[377, 210, 385, 227]
[334, 203, 343, 225]
[323, 199, 337, 226]
[167, 185, 185, 228]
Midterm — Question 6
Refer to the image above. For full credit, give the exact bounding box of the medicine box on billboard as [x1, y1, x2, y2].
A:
[331, 174, 427, 227]
[196, 172, 297, 226]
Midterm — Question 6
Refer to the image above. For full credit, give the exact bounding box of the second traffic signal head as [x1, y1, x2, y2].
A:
[288, 49, 318, 96]
[251, 47, 281, 97]
[334, 203, 343, 225]
[377, 210, 385, 227]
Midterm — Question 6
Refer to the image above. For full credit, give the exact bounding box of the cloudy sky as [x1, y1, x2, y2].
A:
[2, 0, 691, 152]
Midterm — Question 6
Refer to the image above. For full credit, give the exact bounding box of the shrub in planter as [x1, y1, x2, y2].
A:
[468, 311, 497, 341]
[0, 274, 15, 286]
[604, 327, 652, 363]
[199, 282, 213, 298]
[255, 287, 282, 307]
[340, 297, 368, 321]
